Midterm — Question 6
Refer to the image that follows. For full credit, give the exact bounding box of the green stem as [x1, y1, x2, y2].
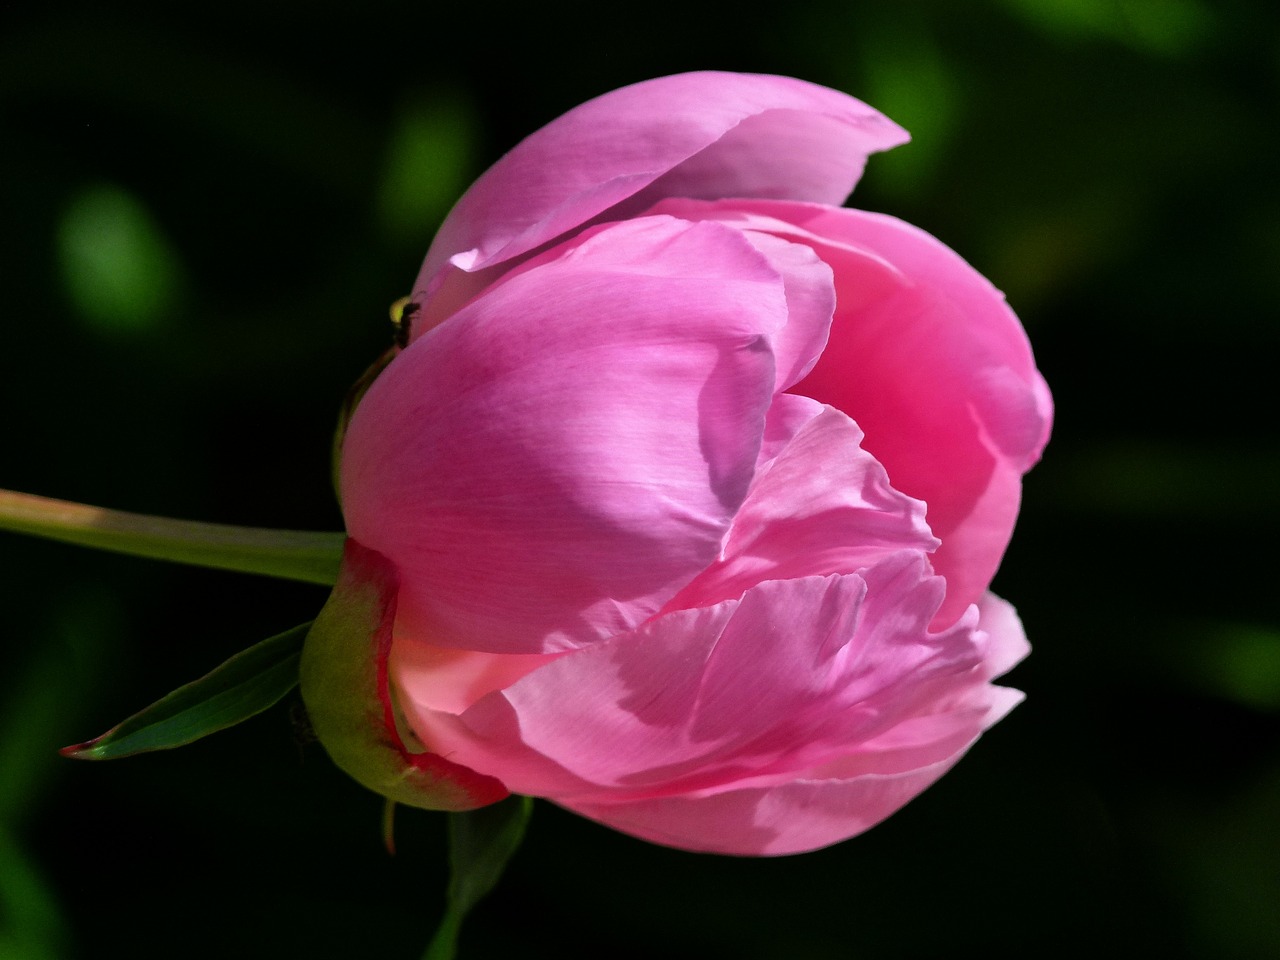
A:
[421, 911, 462, 960]
[0, 489, 343, 585]
[422, 796, 534, 960]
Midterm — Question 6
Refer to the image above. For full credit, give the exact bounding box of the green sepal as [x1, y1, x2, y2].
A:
[424, 795, 535, 960]
[61, 622, 309, 760]
[299, 538, 508, 811]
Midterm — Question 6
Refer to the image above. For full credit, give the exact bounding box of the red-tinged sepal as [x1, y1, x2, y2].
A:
[300, 538, 509, 811]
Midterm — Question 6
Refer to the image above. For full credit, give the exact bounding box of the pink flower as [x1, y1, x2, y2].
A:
[332, 72, 1052, 855]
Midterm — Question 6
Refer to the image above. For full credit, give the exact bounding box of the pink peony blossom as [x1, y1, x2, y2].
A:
[332, 72, 1052, 855]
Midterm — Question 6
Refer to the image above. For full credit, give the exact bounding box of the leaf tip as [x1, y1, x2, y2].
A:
[59, 737, 105, 761]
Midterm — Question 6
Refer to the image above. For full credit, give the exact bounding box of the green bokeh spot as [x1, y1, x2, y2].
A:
[377, 90, 477, 246]
[856, 32, 962, 198]
[57, 184, 182, 334]
[998, 0, 1215, 57]
[1203, 625, 1280, 712]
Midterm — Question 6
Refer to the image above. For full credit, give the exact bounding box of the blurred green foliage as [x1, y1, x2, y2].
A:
[997, 0, 1216, 56]
[57, 184, 183, 334]
[1, 1, 1276, 957]
[376, 89, 478, 248]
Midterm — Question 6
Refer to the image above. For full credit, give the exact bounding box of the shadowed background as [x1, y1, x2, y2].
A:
[1, 1, 1277, 957]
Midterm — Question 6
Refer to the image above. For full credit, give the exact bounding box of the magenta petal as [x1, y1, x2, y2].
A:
[414, 72, 908, 322]
[342, 217, 784, 655]
[779, 205, 1051, 624]
[792, 212, 1051, 624]
[649, 198, 1053, 624]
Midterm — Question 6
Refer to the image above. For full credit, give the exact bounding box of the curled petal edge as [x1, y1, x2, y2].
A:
[299, 538, 509, 811]
[410, 72, 909, 334]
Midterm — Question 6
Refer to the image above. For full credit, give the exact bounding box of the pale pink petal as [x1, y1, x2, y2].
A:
[388, 641, 559, 718]
[647, 198, 1053, 625]
[755, 392, 825, 467]
[559, 592, 1030, 856]
[666, 403, 937, 612]
[974, 591, 1032, 681]
[783, 590, 1029, 781]
[565, 755, 964, 855]
[408, 554, 982, 801]
[412, 72, 907, 333]
[342, 217, 785, 655]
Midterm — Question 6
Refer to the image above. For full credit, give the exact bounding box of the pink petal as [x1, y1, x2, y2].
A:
[735, 231, 835, 392]
[667, 401, 937, 612]
[647, 198, 1053, 625]
[794, 590, 1030, 781]
[388, 640, 559, 718]
[755, 391, 825, 467]
[788, 209, 1052, 625]
[405, 554, 983, 803]
[561, 591, 1030, 855]
[974, 591, 1032, 681]
[341, 217, 786, 655]
[412, 72, 907, 333]
[566, 756, 964, 855]
[481, 220, 837, 400]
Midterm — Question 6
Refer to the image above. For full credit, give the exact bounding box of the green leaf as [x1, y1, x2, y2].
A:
[0, 489, 344, 585]
[61, 622, 309, 760]
[423, 795, 534, 960]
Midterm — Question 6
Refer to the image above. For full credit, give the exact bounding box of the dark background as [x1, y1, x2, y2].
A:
[2, 1, 1277, 957]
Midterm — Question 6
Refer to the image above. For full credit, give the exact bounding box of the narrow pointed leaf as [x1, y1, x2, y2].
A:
[0, 489, 344, 585]
[61, 622, 309, 760]
[423, 795, 535, 960]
